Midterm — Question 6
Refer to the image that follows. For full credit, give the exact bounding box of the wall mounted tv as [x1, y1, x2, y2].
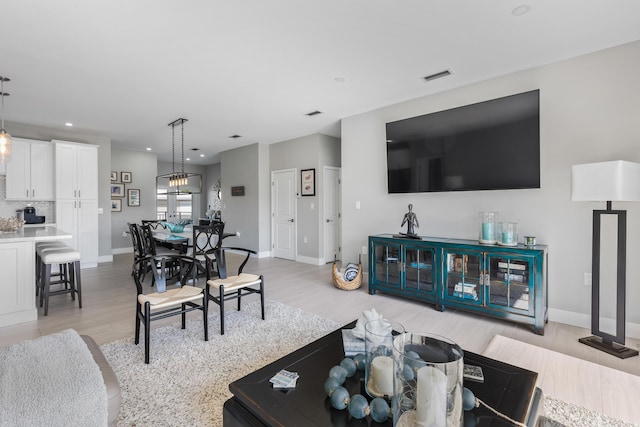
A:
[386, 90, 540, 193]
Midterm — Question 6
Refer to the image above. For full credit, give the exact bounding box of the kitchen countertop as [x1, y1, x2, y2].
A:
[0, 225, 72, 243]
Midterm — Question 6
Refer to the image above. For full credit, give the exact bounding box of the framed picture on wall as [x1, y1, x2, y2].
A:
[111, 199, 122, 212]
[127, 189, 140, 206]
[121, 171, 132, 183]
[301, 169, 315, 196]
[110, 184, 124, 197]
[110, 171, 118, 182]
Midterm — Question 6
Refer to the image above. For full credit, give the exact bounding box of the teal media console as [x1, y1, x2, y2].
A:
[368, 234, 548, 335]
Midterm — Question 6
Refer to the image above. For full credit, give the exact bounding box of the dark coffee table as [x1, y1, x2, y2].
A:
[224, 323, 543, 426]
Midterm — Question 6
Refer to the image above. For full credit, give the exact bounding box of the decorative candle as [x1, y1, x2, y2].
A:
[370, 356, 394, 396]
[481, 222, 493, 241]
[416, 366, 447, 426]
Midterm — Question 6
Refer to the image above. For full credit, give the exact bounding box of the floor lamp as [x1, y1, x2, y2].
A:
[571, 160, 640, 359]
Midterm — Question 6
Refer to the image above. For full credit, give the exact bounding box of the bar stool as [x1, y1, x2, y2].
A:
[35, 241, 69, 294]
[39, 247, 82, 316]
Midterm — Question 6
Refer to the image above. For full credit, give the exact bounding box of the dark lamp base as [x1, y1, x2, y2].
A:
[579, 336, 639, 359]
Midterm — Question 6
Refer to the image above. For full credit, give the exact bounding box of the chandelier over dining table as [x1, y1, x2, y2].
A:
[156, 117, 202, 195]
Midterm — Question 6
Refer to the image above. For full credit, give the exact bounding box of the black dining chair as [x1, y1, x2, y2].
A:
[128, 222, 149, 282]
[188, 222, 225, 284]
[132, 254, 208, 363]
[204, 244, 265, 335]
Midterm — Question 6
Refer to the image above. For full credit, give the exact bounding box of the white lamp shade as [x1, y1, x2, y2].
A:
[571, 160, 640, 202]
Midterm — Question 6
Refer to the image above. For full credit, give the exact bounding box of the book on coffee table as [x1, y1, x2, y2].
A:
[341, 328, 365, 357]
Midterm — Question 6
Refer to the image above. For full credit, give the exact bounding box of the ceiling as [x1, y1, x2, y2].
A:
[2, 1, 640, 165]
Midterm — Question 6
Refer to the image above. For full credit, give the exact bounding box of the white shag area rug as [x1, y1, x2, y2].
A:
[100, 299, 340, 426]
[100, 300, 636, 427]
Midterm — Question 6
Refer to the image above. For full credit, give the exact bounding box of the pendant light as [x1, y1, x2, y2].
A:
[156, 118, 202, 195]
[0, 76, 12, 163]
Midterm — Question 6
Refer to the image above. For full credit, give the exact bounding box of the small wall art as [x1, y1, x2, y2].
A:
[231, 186, 245, 196]
[127, 188, 140, 207]
[111, 183, 124, 197]
[301, 169, 315, 196]
[111, 199, 122, 212]
[110, 171, 118, 182]
[121, 171, 132, 183]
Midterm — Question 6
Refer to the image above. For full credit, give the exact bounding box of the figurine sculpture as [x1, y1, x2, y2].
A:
[401, 204, 419, 237]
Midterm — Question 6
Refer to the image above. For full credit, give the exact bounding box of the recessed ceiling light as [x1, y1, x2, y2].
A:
[512, 4, 532, 16]
[334, 77, 346, 83]
[65, 122, 73, 127]
[199, 154, 205, 157]
[186, 157, 191, 161]
[146, 147, 151, 151]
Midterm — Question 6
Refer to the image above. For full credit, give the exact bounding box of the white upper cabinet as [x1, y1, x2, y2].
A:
[54, 141, 98, 200]
[5, 138, 55, 201]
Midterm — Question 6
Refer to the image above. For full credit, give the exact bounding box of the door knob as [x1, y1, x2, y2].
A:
[289, 219, 294, 223]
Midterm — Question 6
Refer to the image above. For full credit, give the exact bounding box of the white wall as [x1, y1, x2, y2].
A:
[341, 40, 640, 337]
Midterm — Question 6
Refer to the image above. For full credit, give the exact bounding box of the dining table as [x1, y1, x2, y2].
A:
[151, 225, 237, 282]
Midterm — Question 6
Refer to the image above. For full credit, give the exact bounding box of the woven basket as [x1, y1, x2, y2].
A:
[332, 258, 362, 291]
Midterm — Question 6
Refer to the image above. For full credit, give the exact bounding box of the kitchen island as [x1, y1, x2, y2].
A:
[0, 226, 73, 327]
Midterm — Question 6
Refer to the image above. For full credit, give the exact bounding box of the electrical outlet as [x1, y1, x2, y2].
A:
[304, 236, 308, 243]
[584, 272, 592, 286]
[362, 246, 367, 255]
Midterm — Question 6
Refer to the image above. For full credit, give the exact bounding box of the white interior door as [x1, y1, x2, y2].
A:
[272, 169, 296, 260]
[324, 167, 341, 262]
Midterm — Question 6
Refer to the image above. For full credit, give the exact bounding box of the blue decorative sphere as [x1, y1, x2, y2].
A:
[463, 387, 476, 411]
[330, 386, 350, 410]
[347, 394, 369, 419]
[401, 364, 414, 381]
[369, 397, 390, 423]
[340, 357, 357, 377]
[405, 350, 420, 360]
[329, 365, 348, 384]
[353, 353, 366, 371]
[324, 376, 340, 395]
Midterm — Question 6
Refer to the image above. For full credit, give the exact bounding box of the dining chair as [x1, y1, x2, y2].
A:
[128, 222, 148, 281]
[132, 254, 208, 363]
[189, 223, 225, 284]
[204, 245, 265, 335]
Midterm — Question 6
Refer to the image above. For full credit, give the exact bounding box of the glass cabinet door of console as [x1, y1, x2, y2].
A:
[444, 251, 482, 304]
[486, 256, 532, 313]
[404, 246, 435, 293]
[373, 242, 401, 286]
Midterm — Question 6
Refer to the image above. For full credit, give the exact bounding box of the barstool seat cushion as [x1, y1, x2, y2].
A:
[37, 244, 72, 256]
[42, 249, 81, 264]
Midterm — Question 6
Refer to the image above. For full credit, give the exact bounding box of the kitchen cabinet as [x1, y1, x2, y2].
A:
[5, 138, 54, 201]
[53, 140, 99, 268]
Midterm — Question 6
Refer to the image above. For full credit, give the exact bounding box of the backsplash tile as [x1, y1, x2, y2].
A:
[0, 176, 55, 222]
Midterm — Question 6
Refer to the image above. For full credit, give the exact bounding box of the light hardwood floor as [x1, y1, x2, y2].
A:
[1, 253, 639, 421]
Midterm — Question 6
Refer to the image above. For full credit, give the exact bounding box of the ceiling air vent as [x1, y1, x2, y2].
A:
[306, 110, 322, 117]
[229, 135, 242, 139]
[422, 70, 452, 83]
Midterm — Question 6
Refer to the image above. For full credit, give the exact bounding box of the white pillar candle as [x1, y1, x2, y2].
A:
[416, 366, 447, 427]
[370, 355, 394, 396]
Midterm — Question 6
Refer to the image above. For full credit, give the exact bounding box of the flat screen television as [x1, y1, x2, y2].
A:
[386, 90, 540, 193]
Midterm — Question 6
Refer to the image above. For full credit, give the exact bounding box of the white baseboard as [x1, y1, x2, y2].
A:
[549, 307, 640, 340]
[296, 255, 323, 266]
[98, 254, 114, 263]
[112, 247, 133, 255]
